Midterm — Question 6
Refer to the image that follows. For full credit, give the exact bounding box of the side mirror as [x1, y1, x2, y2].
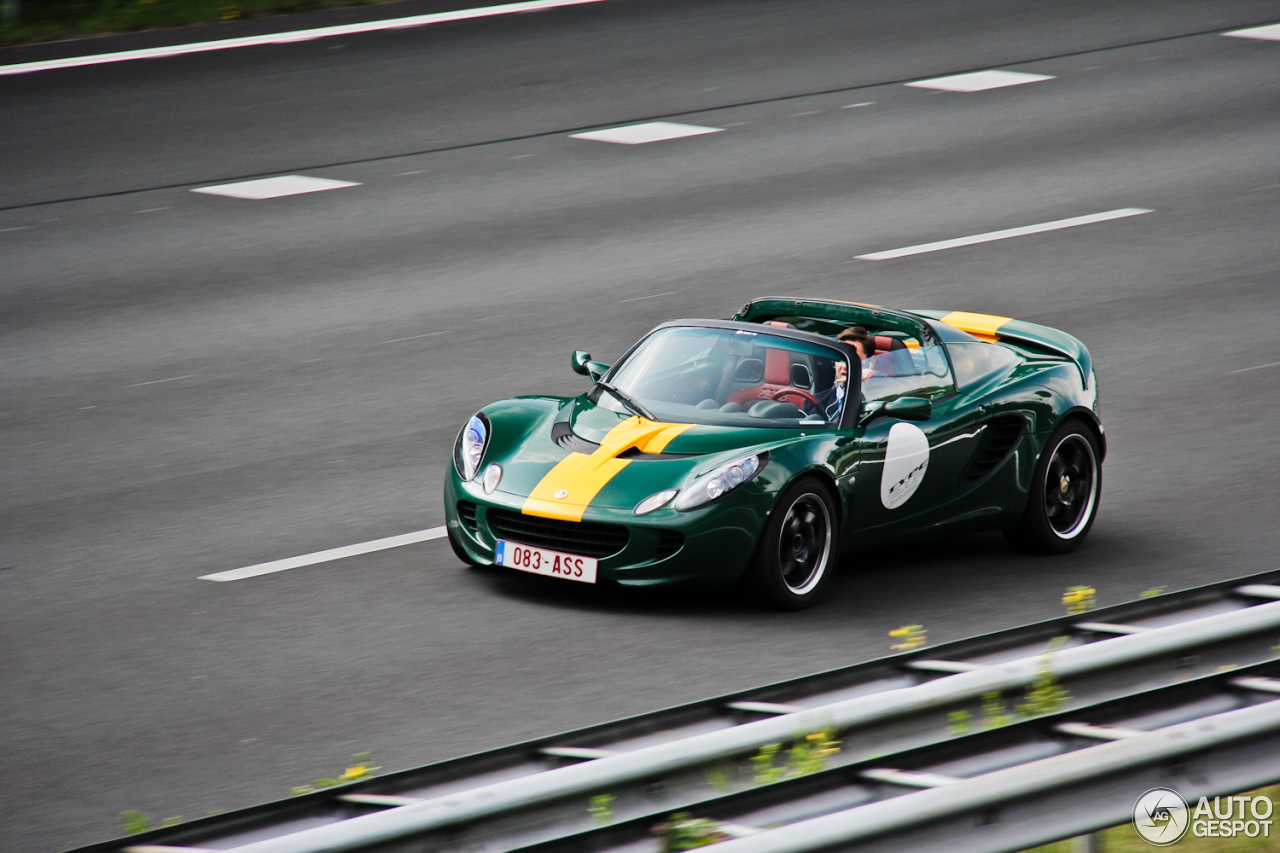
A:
[858, 396, 931, 425]
[571, 350, 609, 382]
[884, 396, 932, 421]
[857, 400, 883, 425]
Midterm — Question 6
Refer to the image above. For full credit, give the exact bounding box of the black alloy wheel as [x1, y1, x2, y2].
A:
[747, 477, 839, 610]
[1006, 421, 1101, 553]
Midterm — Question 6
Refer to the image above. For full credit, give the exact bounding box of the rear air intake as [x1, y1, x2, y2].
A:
[963, 416, 1026, 485]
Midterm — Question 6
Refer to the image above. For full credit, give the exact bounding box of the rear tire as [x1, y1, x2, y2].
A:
[1005, 421, 1101, 554]
[746, 477, 839, 610]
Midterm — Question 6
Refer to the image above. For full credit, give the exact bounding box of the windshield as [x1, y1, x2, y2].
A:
[597, 326, 852, 429]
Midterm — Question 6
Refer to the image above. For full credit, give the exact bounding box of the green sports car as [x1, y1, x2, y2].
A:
[444, 298, 1104, 609]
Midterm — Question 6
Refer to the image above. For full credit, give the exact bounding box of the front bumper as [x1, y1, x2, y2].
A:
[444, 474, 763, 587]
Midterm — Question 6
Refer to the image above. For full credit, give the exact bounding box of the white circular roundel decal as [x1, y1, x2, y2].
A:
[881, 422, 930, 509]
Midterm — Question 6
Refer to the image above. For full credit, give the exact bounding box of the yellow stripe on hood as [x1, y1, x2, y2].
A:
[938, 311, 1014, 343]
[522, 417, 692, 522]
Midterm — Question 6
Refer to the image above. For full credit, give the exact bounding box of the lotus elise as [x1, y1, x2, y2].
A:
[444, 298, 1103, 609]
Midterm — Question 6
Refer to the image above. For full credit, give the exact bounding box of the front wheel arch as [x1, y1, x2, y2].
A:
[744, 474, 842, 610]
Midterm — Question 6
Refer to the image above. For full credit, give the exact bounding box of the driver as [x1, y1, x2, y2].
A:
[837, 327, 880, 379]
[807, 329, 874, 421]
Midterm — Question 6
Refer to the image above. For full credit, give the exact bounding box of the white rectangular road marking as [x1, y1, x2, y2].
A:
[0, 0, 610, 76]
[193, 175, 359, 200]
[1224, 23, 1280, 41]
[907, 70, 1054, 92]
[856, 208, 1152, 260]
[570, 122, 723, 145]
[200, 527, 447, 581]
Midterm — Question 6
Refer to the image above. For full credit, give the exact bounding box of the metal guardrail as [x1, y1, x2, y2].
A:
[76, 570, 1280, 853]
[530, 662, 1280, 853]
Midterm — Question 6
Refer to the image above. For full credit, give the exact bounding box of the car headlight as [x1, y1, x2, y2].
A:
[634, 489, 679, 516]
[482, 463, 503, 495]
[453, 413, 489, 481]
[673, 452, 768, 512]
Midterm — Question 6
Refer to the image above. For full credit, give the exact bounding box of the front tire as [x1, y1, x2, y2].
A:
[746, 477, 839, 610]
[1006, 421, 1101, 553]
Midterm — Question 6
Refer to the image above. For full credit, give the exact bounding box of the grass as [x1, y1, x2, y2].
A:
[0, 0, 391, 46]
[1024, 785, 1280, 853]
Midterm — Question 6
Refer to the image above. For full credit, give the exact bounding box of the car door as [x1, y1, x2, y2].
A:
[834, 339, 989, 539]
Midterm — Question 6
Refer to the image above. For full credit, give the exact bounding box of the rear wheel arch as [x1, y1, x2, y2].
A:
[1055, 410, 1106, 462]
[1006, 419, 1102, 553]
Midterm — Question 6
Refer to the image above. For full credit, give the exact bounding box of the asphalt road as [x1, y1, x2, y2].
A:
[2, 1, 1279, 850]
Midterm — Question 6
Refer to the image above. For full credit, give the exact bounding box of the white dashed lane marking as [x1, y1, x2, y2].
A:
[0, 0, 611, 76]
[1229, 362, 1280, 374]
[856, 208, 1152, 260]
[192, 175, 360, 200]
[616, 291, 680, 303]
[382, 331, 451, 344]
[126, 374, 196, 387]
[200, 527, 448, 582]
[1224, 23, 1280, 41]
[571, 122, 723, 145]
[907, 70, 1054, 92]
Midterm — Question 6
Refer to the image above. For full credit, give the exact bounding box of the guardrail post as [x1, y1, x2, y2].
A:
[1071, 833, 1099, 853]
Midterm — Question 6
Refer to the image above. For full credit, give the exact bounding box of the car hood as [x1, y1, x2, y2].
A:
[486, 396, 801, 519]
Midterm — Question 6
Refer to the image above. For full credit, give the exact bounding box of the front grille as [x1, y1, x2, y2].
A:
[653, 530, 684, 560]
[488, 508, 629, 559]
[963, 416, 1026, 485]
[457, 501, 479, 534]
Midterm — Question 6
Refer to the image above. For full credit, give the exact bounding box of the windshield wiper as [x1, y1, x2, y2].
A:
[595, 381, 656, 421]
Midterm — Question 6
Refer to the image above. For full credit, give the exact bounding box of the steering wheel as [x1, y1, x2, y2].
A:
[771, 388, 822, 409]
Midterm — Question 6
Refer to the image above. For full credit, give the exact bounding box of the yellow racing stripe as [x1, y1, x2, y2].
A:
[522, 417, 692, 522]
[938, 311, 1014, 343]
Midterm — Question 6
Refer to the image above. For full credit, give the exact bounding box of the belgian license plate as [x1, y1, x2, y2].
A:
[495, 540, 598, 584]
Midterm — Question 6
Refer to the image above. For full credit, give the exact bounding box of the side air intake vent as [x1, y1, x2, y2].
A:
[653, 530, 684, 561]
[457, 501, 479, 535]
[963, 416, 1026, 485]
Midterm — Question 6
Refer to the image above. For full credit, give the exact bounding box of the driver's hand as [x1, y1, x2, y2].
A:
[834, 362, 847, 385]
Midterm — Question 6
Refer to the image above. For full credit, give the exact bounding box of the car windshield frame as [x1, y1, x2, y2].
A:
[595, 320, 862, 431]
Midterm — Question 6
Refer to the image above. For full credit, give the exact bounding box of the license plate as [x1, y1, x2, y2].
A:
[494, 540, 598, 584]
